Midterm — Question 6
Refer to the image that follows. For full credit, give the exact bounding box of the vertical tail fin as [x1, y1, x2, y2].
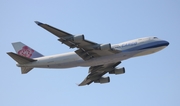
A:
[12, 42, 43, 58]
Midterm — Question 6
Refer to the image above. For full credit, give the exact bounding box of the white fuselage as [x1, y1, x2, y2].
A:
[18, 37, 169, 68]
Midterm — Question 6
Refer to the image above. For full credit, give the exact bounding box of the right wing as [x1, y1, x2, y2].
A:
[78, 62, 122, 86]
[35, 21, 120, 60]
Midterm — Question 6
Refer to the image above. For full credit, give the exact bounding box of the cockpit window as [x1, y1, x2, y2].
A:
[153, 37, 158, 39]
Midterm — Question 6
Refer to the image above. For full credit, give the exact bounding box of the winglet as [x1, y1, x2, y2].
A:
[78, 83, 86, 86]
[35, 21, 43, 25]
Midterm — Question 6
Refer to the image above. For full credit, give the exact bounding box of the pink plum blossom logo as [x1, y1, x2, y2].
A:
[18, 46, 34, 58]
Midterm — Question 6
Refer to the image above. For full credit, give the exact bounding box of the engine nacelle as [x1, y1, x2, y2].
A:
[73, 35, 84, 42]
[100, 43, 111, 50]
[94, 77, 110, 84]
[109, 67, 125, 75]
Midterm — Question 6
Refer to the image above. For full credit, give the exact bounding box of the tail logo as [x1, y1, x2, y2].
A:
[18, 46, 34, 58]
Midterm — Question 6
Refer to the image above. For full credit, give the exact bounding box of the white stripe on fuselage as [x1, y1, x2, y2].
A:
[18, 37, 168, 68]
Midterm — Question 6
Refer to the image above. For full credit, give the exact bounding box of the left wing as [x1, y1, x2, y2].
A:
[78, 62, 125, 86]
[35, 21, 120, 60]
[35, 21, 98, 49]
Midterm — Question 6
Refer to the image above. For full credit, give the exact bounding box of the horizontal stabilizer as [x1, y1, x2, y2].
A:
[7, 52, 36, 64]
[21, 67, 33, 74]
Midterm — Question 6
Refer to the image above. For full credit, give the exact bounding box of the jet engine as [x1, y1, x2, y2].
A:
[100, 43, 111, 50]
[109, 67, 125, 75]
[94, 77, 110, 84]
[73, 35, 84, 42]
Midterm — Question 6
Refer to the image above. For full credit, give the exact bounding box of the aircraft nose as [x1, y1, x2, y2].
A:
[164, 41, 169, 46]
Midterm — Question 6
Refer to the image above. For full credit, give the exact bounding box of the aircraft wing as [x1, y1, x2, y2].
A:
[35, 21, 120, 60]
[78, 62, 121, 86]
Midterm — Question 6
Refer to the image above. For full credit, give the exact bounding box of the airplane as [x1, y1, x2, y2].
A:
[7, 21, 169, 86]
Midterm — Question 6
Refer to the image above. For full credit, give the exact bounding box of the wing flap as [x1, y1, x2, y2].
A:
[75, 48, 120, 60]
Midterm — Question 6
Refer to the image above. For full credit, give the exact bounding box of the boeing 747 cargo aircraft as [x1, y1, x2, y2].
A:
[7, 21, 169, 86]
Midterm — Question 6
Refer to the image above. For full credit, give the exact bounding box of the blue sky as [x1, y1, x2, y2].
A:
[1, 0, 180, 106]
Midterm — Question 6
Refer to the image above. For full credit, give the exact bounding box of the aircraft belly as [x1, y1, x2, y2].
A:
[47, 60, 84, 68]
[79, 52, 135, 67]
[20, 53, 84, 68]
